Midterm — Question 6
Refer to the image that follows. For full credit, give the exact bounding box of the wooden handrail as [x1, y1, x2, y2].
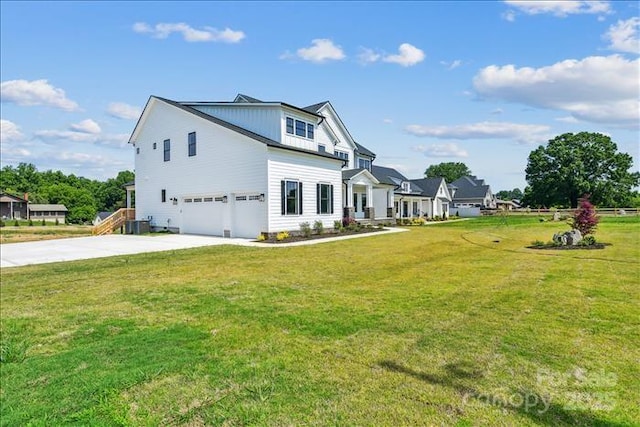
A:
[92, 208, 135, 235]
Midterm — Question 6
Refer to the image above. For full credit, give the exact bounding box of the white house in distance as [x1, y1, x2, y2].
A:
[128, 94, 451, 238]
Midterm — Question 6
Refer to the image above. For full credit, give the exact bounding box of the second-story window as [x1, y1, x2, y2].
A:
[164, 139, 171, 162]
[286, 117, 314, 139]
[358, 158, 371, 170]
[318, 144, 326, 153]
[335, 151, 349, 163]
[188, 132, 196, 157]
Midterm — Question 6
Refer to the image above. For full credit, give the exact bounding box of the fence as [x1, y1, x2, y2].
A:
[483, 208, 640, 216]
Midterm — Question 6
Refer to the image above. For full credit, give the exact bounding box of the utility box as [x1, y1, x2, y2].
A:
[125, 220, 150, 234]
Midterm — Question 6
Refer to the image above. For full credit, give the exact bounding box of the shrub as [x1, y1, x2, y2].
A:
[276, 231, 290, 241]
[299, 222, 312, 238]
[333, 220, 343, 232]
[531, 240, 545, 247]
[411, 217, 427, 226]
[256, 233, 266, 242]
[28, 219, 34, 226]
[572, 194, 599, 236]
[55, 218, 60, 226]
[433, 215, 441, 221]
[0, 219, 4, 227]
[41, 219, 46, 226]
[581, 235, 597, 246]
[342, 217, 357, 228]
[313, 220, 324, 235]
[13, 220, 19, 227]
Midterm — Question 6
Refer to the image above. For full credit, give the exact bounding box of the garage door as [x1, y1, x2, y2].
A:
[232, 194, 264, 238]
[181, 196, 224, 236]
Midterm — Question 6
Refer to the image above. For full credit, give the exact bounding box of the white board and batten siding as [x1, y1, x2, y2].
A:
[189, 104, 282, 142]
[267, 148, 342, 232]
[133, 99, 268, 238]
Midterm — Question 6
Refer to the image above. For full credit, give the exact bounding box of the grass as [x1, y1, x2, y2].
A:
[0, 225, 95, 244]
[0, 216, 638, 426]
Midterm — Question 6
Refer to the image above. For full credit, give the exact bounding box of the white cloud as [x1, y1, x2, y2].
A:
[412, 143, 469, 158]
[295, 39, 345, 63]
[491, 108, 504, 115]
[70, 119, 101, 134]
[0, 79, 79, 111]
[383, 118, 393, 124]
[440, 59, 462, 70]
[604, 17, 640, 54]
[555, 116, 580, 123]
[503, 1, 611, 18]
[383, 43, 425, 67]
[133, 22, 245, 43]
[107, 102, 141, 120]
[357, 47, 381, 65]
[35, 128, 129, 148]
[405, 121, 551, 144]
[473, 55, 639, 127]
[1, 119, 25, 143]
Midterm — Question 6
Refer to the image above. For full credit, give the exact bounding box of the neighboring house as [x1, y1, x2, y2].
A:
[496, 199, 518, 211]
[450, 176, 496, 209]
[368, 167, 452, 219]
[29, 204, 68, 223]
[0, 192, 28, 220]
[93, 211, 113, 226]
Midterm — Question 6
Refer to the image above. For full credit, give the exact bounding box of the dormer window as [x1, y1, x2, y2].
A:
[402, 182, 410, 192]
[286, 117, 314, 140]
[358, 158, 371, 170]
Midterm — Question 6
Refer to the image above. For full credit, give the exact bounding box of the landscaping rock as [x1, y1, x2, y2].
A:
[552, 229, 582, 246]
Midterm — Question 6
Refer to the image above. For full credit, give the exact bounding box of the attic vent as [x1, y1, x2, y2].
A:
[223, 229, 231, 238]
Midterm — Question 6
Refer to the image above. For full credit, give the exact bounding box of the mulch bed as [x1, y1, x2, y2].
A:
[259, 227, 385, 244]
[527, 243, 610, 250]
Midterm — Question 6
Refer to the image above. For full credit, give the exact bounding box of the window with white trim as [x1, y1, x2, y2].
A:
[281, 180, 302, 215]
[316, 183, 334, 214]
[163, 139, 170, 162]
[401, 182, 410, 192]
[285, 117, 314, 139]
[358, 158, 371, 170]
[161, 189, 166, 203]
[335, 151, 349, 162]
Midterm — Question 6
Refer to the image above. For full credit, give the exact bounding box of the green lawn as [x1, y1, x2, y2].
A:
[1, 216, 638, 426]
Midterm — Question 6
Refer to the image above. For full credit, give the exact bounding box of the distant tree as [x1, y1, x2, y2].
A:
[424, 162, 472, 183]
[523, 132, 640, 208]
[496, 188, 523, 201]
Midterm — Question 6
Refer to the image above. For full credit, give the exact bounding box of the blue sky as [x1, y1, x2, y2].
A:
[1, 1, 638, 192]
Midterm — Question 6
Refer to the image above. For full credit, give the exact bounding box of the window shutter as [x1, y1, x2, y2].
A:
[298, 182, 303, 215]
[281, 180, 285, 215]
[330, 185, 334, 214]
[316, 183, 320, 214]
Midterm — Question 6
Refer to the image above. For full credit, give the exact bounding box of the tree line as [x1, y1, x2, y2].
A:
[0, 163, 134, 224]
[424, 132, 639, 208]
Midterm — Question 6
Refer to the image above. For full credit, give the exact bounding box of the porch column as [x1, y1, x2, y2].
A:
[126, 189, 132, 209]
[387, 189, 395, 219]
[364, 185, 374, 219]
[344, 182, 355, 219]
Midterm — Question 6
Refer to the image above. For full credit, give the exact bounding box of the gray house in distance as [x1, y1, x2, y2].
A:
[0, 193, 28, 220]
[450, 176, 496, 209]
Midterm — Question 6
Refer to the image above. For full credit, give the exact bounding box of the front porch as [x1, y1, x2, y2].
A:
[342, 169, 395, 221]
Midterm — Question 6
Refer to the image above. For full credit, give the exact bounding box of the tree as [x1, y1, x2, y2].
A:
[496, 188, 523, 201]
[424, 162, 472, 183]
[572, 194, 599, 236]
[523, 132, 640, 208]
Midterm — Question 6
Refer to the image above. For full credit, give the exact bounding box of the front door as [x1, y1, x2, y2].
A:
[353, 193, 365, 219]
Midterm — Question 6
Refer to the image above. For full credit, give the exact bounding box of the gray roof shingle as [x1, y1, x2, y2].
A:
[409, 177, 446, 198]
[29, 204, 68, 212]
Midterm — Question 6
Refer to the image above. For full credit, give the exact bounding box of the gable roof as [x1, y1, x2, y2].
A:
[342, 168, 380, 184]
[29, 204, 68, 212]
[96, 211, 113, 220]
[0, 192, 27, 203]
[130, 96, 342, 163]
[450, 175, 492, 199]
[410, 177, 447, 198]
[234, 93, 263, 103]
[370, 165, 408, 186]
[303, 101, 376, 158]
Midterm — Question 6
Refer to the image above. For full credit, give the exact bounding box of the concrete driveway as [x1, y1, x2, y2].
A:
[0, 228, 407, 268]
[0, 234, 256, 268]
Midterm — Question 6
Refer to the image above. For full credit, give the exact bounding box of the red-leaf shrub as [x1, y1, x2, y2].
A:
[572, 194, 599, 236]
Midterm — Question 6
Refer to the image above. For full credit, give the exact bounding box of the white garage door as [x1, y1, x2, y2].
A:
[232, 194, 264, 238]
[181, 196, 224, 236]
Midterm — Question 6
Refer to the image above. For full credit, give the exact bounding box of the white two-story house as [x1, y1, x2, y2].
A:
[128, 94, 397, 238]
